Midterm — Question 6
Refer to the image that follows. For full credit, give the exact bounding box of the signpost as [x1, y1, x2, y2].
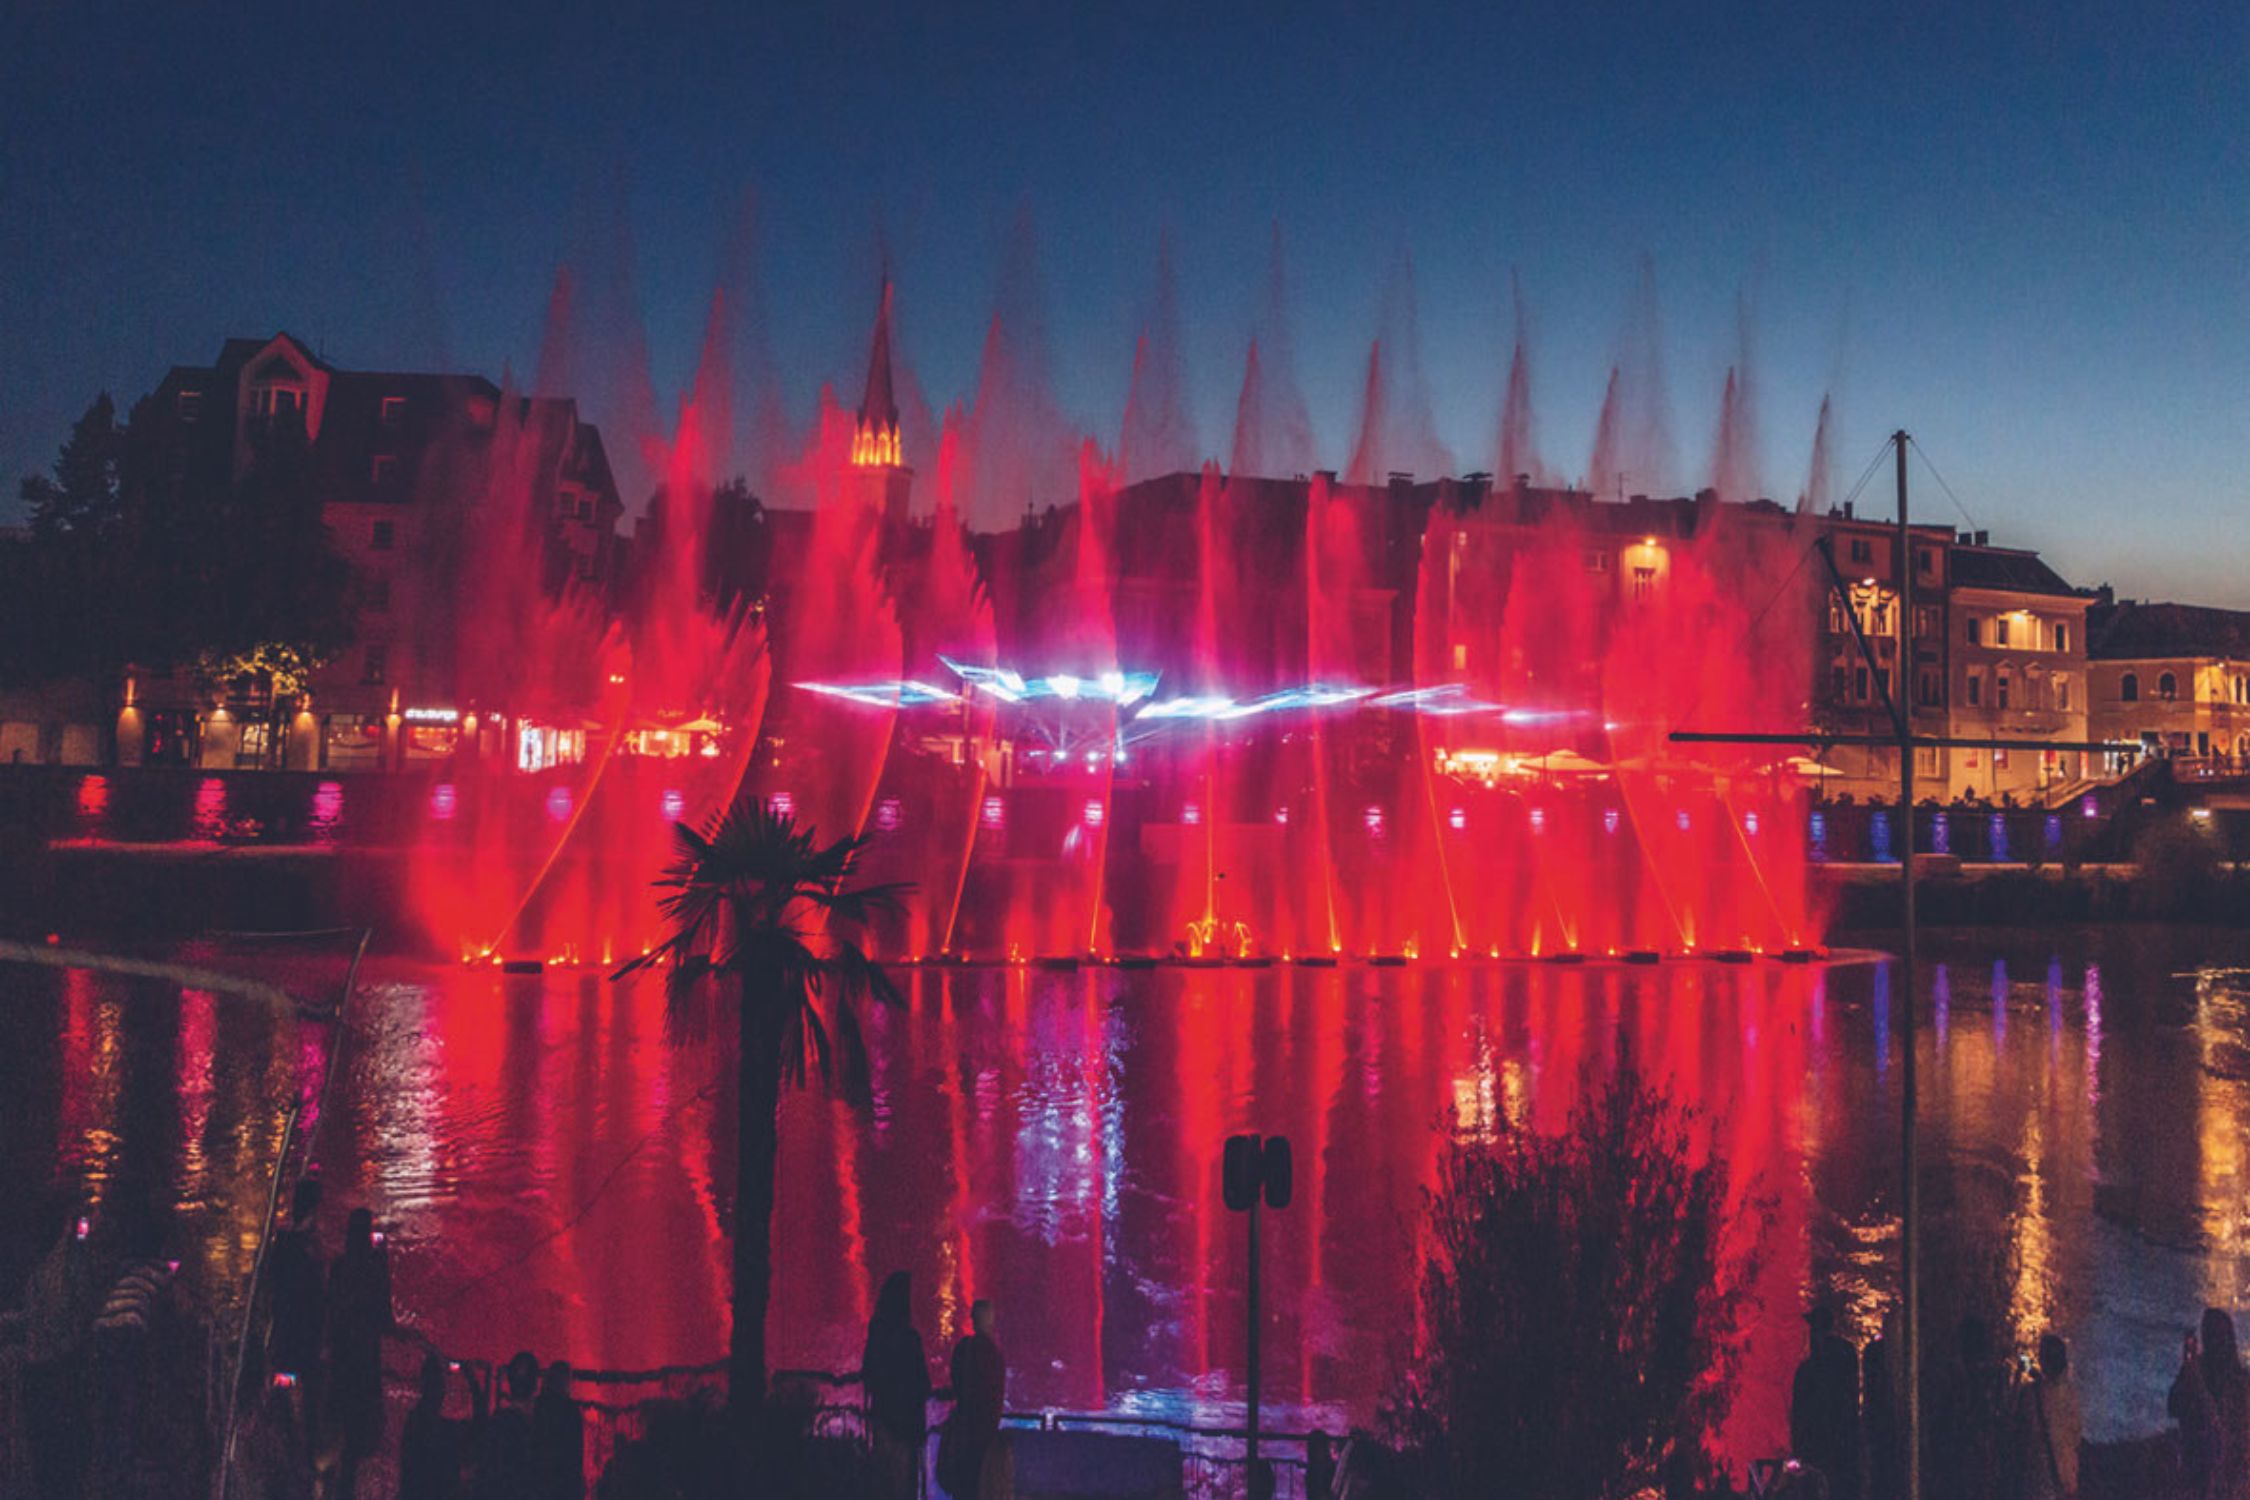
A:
[1224, 1132, 1293, 1497]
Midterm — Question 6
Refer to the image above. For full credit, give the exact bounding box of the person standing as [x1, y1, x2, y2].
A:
[398, 1353, 486, 1500]
[2019, 1333, 2081, 1500]
[2173, 1332, 2223, 1500]
[862, 1272, 932, 1500]
[1862, 1319, 1904, 1500]
[1789, 1303, 1862, 1500]
[941, 1299, 1005, 1500]
[475, 1351, 541, 1500]
[267, 1180, 325, 1415]
[324, 1208, 393, 1498]
[531, 1359, 584, 1500]
[17, 1205, 98, 1499]
[2202, 1310, 2250, 1500]
[1305, 1430, 1337, 1500]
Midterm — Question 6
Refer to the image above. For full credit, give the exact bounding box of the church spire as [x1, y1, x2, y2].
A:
[852, 273, 902, 468]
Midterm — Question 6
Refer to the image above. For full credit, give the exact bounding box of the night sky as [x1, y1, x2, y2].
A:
[4, 1, 2244, 603]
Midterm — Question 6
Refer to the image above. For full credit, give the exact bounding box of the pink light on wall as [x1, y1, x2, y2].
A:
[545, 786, 573, 822]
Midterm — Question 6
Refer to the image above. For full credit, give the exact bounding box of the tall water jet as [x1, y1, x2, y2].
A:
[1798, 394, 1835, 515]
[1235, 223, 1317, 478]
[1495, 272, 1546, 486]
[1119, 232, 1200, 483]
[964, 208, 1079, 529]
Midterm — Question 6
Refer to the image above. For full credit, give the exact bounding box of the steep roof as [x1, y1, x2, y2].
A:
[857, 277, 898, 434]
[2089, 601, 2250, 661]
[1949, 546, 2079, 598]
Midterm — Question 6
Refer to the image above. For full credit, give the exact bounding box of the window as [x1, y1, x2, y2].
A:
[1995, 748, 2010, 769]
[1827, 598, 1846, 634]
[251, 384, 304, 419]
[578, 555, 599, 582]
[2159, 671, 2178, 702]
[1967, 671, 1983, 707]
[2055, 675, 2071, 711]
[1919, 670, 1942, 707]
[1452, 643, 1468, 671]
[2121, 672, 2140, 703]
[1855, 666, 1870, 702]
[1995, 616, 2011, 647]
[1584, 549, 1610, 574]
[366, 576, 391, 613]
[1631, 565, 1657, 602]
[363, 644, 387, 685]
[381, 396, 407, 426]
[1876, 668, 1891, 703]
[371, 456, 397, 485]
[1917, 746, 1940, 775]
[177, 389, 204, 422]
[371, 520, 395, 551]
[1849, 537, 1873, 565]
[1916, 547, 1934, 575]
[1997, 670, 2012, 710]
[2055, 622, 2070, 654]
[1915, 606, 1939, 640]
[1831, 665, 1849, 699]
[1965, 616, 1981, 646]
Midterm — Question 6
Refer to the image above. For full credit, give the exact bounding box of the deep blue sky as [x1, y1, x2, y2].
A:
[4, 1, 2244, 602]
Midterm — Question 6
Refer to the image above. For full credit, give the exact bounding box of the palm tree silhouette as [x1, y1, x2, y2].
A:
[615, 796, 908, 1414]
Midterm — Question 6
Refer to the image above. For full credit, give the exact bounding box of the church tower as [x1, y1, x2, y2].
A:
[851, 275, 914, 524]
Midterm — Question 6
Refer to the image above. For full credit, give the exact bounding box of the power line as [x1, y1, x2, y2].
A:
[1908, 437, 1979, 533]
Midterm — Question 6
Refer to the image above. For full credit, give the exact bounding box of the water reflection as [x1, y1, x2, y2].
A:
[5, 929, 2250, 1453]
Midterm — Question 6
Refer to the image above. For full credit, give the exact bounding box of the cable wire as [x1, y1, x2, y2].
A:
[1908, 437, 1980, 533]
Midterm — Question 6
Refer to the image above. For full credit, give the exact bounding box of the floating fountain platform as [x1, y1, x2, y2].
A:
[1711, 949, 1757, 965]
[1777, 948, 1824, 964]
[1294, 955, 1340, 968]
[1034, 956, 1082, 972]
[1232, 956, 1278, 969]
[500, 959, 545, 975]
[1542, 951, 1588, 965]
[1368, 955, 1410, 968]
[1623, 950, 1663, 966]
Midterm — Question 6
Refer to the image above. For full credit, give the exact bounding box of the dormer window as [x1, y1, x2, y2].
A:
[381, 396, 407, 427]
[251, 384, 304, 420]
[177, 389, 204, 422]
[372, 456, 397, 486]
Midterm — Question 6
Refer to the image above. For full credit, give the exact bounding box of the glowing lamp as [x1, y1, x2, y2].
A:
[1083, 800, 1104, 827]
[661, 789, 686, 822]
[545, 787, 572, 822]
[981, 795, 1005, 830]
[1448, 807, 1467, 831]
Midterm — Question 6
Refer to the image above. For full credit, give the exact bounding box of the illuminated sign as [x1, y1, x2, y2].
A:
[404, 706, 459, 724]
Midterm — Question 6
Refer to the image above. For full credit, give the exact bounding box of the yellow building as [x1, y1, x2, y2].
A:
[1944, 545, 2091, 804]
[2087, 600, 2250, 771]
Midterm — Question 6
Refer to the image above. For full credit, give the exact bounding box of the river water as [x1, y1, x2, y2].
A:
[4, 926, 2247, 1462]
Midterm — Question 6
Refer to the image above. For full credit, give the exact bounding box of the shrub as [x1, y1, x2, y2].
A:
[1383, 1052, 1766, 1500]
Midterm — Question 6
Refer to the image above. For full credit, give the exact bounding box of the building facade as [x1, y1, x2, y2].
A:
[1943, 543, 2092, 803]
[124, 333, 624, 770]
[2087, 600, 2250, 770]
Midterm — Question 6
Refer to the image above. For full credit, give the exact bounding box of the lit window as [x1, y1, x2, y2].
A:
[371, 520, 396, 551]
[381, 395, 406, 426]
[177, 389, 204, 422]
[1631, 565, 1657, 602]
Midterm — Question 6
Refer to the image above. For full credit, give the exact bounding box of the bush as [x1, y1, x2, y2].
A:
[1383, 1052, 1766, 1500]
[2131, 816, 2220, 918]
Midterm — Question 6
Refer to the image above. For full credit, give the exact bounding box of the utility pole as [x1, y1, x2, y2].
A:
[1666, 426, 2129, 1500]
[1895, 428, 1923, 1500]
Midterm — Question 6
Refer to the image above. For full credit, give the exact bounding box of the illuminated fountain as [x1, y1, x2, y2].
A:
[397, 253, 1828, 967]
